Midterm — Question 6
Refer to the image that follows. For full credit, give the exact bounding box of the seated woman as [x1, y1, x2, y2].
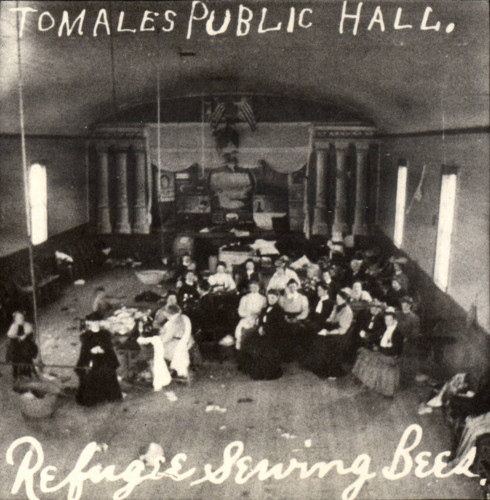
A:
[352, 307, 404, 397]
[392, 261, 410, 293]
[321, 268, 338, 296]
[75, 320, 122, 406]
[208, 262, 239, 338]
[235, 280, 267, 350]
[279, 279, 309, 323]
[176, 260, 199, 289]
[345, 281, 373, 313]
[234, 259, 261, 295]
[384, 278, 405, 308]
[159, 303, 194, 378]
[177, 270, 201, 317]
[236, 289, 283, 380]
[310, 281, 334, 328]
[346, 298, 385, 363]
[299, 291, 353, 378]
[153, 290, 178, 330]
[277, 279, 310, 361]
[174, 253, 193, 282]
[6, 311, 38, 381]
[301, 264, 321, 308]
[208, 261, 236, 293]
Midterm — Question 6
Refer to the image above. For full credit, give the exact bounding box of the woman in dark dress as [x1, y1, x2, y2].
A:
[237, 290, 283, 380]
[234, 259, 261, 295]
[75, 320, 122, 407]
[6, 312, 38, 381]
[352, 307, 404, 396]
[298, 291, 353, 379]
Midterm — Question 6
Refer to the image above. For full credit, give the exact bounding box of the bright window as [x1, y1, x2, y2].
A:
[393, 161, 408, 248]
[434, 167, 458, 291]
[29, 163, 48, 245]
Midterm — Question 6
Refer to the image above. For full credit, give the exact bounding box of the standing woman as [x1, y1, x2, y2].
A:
[75, 320, 122, 406]
[352, 307, 404, 396]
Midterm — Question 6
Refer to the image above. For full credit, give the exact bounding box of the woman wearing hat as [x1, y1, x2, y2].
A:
[351, 306, 404, 396]
[345, 298, 386, 363]
[75, 320, 122, 406]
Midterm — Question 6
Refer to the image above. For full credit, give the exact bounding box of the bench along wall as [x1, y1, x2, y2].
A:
[376, 131, 489, 378]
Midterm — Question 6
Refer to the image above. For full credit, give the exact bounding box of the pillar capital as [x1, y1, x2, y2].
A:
[94, 142, 109, 155]
[354, 141, 371, 153]
[333, 140, 351, 152]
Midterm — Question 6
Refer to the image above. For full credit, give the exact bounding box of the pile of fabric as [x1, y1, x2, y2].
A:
[100, 307, 152, 335]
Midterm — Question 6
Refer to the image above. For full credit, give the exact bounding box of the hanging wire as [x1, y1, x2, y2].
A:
[108, 1, 118, 114]
[15, 1, 42, 366]
[201, 96, 206, 179]
[156, 67, 168, 256]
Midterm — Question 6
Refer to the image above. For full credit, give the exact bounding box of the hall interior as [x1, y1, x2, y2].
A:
[0, 1, 488, 499]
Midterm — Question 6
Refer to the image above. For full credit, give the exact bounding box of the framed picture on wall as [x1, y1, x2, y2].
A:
[158, 172, 175, 202]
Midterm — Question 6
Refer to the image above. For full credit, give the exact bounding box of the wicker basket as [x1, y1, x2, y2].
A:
[135, 270, 167, 285]
[14, 381, 60, 419]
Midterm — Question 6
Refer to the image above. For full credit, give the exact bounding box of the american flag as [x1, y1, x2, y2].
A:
[209, 102, 226, 130]
[237, 99, 257, 131]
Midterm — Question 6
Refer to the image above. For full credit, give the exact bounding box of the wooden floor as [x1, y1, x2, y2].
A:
[0, 268, 482, 500]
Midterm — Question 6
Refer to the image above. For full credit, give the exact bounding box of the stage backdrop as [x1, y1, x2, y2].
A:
[148, 122, 310, 173]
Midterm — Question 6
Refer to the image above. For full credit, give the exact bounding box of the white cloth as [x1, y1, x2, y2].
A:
[55, 250, 74, 263]
[249, 239, 279, 255]
[380, 322, 398, 348]
[291, 255, 312, 269]
[7, 321, 33, 339]
[137, 336, 172, 391]
[208, 272, 236, 291]
[238, 292, 267, 319]
[160, 313, 193, 378]
[235, 317, 257, 350]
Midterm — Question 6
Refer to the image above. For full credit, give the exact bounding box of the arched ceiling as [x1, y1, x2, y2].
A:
[0, 0, 488, 135]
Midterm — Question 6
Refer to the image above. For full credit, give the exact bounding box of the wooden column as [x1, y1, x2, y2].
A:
[132, 146, 149, 234]
[312, 148, 329, 236]
[96, 144, 112, 234]
[353, 142, 370, 236]
[114, 147, 131, 234]
[332, 141, 349, 240]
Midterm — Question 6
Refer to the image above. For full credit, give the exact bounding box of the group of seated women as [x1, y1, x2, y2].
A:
[236, 248, 421, 395]
[73, 244, 422, 403]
